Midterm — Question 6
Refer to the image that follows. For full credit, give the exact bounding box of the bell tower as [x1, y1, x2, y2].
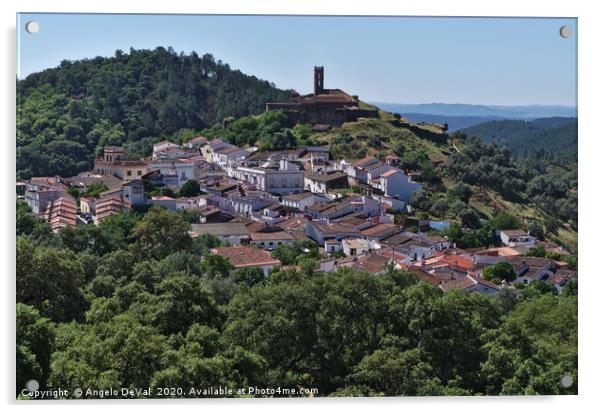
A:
[314, 66, 324, 95]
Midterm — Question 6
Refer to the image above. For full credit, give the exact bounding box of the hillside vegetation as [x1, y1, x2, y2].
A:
[17, 47, 291, 178]
[459, 117, 577, 166]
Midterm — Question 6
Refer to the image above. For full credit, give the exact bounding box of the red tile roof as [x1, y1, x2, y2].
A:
[380, 169, 401, 178]
[411, 269, 442, 286]
[279, 218, 306, 230]
[442, 255, 474, 271]
[352, 253, 390, 274]
[352, 156, 377, 167]
[44, 196, 77, 231]
[210, 246, 281, 268]
[439, 277, 476, 292]
[95, 196, 129, 222]
[360, 223, 399, 238]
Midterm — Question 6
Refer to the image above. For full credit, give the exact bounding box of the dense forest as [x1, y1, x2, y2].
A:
[459, 117, 577, 166]
[16, 47, 291, 178]
[16, 202, 577, 398]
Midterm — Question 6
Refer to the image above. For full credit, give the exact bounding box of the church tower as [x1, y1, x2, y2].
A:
[314, 66, 324, 95]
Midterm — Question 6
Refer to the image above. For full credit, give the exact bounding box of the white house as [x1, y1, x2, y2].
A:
[281, 192, 330, 211]
[342, 156, 380, 184]
[228, 164, 304, 195]
[378, 169, 422, 201]
[148, 156, 207, 187]
[510, 256, 555, 285]
[371, 194, 406, 212]
[201, 139, 231, 162]
[213, 146, 249, 167]
[499, 229, 537, 248]
[304, 171, 349, 194]
[342, 238, 378, 257]
[153, 140, 180, 154]
[249, 231, 295, 250]
[366, 164, 395, 183]
[324, 239, 343, 254]
[304, 221, 362, 246]
[229, 195, 277, 218]
[191, 223, 251, 245]
[255, 206, 284, 225]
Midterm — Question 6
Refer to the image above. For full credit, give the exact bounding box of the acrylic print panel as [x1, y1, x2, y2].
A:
[16, 13, 577, 399]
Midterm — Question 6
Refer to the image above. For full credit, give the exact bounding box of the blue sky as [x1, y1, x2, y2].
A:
[17, 14, 577, 106]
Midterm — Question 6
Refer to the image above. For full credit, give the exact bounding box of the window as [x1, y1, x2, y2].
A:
[137, 170, 142, 175]
[127, 170, 132, 176]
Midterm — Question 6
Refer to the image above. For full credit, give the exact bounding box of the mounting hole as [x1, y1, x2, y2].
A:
[25, 21, 39, 34]
[559, 25, 571, 38]
[560, 374, 574, 388]
[25, 379, 39, 392]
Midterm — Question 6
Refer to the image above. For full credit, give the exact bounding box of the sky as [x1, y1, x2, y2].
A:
[16, 13, 577, 106]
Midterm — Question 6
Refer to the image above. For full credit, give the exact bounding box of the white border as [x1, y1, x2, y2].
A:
[2, 1, 599, 412]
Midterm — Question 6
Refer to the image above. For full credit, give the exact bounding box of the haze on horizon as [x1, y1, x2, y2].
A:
[17, 14, 577, 107]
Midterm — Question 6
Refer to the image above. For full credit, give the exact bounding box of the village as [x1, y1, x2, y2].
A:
[17, 130, 577, 296]
[17, 67, 577, 297]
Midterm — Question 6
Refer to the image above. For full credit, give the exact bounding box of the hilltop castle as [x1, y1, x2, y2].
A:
[266, 66, 378, 127]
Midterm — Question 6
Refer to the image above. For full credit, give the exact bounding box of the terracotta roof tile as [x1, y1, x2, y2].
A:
[211, 246, 281, 268]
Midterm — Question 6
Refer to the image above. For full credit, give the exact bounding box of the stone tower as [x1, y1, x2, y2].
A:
[314, 66, 324, 95]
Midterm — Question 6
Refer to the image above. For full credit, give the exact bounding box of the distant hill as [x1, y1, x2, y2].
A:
[458, 117, 577, 165]
[17, 47, 291, 179]
[371, 102, 577, 119]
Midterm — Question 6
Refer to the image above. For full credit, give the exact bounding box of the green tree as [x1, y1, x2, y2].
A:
[447, 183, 472, 203]
[16, 200, 46, 237]
[232, 267, 266, 288]
[481, 295, 577, 395]
[179, 179, 201, 197]
[488, 211, 521, 231]
[17, 237, 88, 322]
[152, 272, 221, 335]
[131, 206, 192, 260]
[16, 304, 55, 394]
[482, 262, 517, 283]
[458, 208, 481, 229]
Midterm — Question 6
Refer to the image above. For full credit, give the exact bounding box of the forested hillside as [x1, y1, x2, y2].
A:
[16, 47, 291, 178]
[459, 117, 577, 166]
